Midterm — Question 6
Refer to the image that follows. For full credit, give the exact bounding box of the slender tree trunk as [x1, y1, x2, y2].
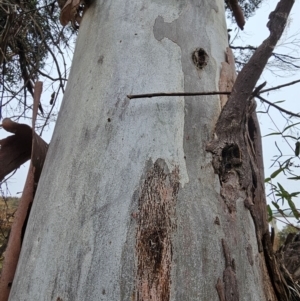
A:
[9, 0, 278, 300]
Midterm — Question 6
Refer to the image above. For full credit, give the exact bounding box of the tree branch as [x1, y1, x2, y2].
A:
[207, 3, 296, 300]
[272, 52, 300, 69]
[127, 91, 230, 99]
[260, 78, 300, 93]
[230, 45, 300, 70]
[219, 0, 295, 126]
[257, 95, 300, 118]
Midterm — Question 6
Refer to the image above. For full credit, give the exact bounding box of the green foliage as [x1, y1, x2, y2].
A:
[265, 120, 300, 223]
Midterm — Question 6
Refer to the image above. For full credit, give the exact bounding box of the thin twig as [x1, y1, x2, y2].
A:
[231, 45, 300, 61]
[259, 79, 300, 93]
[272, 53, 300, 69]
[45, 44, 65, 93]
[127, 91, 230, 99]
[257, 95, 300, 118]
[39, 89, 60, 136]
[17, 1, 56, 16]
[34, 68, 67, 82]
[230, 45, 256, 51]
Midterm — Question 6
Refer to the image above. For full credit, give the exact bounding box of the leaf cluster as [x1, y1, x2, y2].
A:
[265, 121, 300, 222]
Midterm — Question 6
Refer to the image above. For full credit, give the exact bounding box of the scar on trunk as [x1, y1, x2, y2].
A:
[135, 159, 179, 301]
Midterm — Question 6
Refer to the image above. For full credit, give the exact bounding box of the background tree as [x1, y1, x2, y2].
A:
[0, 0, 75, 127]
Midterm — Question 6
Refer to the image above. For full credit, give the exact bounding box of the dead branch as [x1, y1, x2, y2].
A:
[260, 78, 300, 93]
[215, 0, 295, 127]
[257, 95, 300, 118]
[127, 86, 300, 121]
[230, 45, 300, 71]
[0, 120, 32, 181]
[127, 91, 230, 99]
[226, 0, 245, 30]
[231, 45, 300, 61]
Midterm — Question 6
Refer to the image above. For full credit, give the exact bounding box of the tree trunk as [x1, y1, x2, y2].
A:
[9, 0, 277, 300]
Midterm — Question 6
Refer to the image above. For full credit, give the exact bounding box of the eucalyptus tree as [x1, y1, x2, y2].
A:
[1, 0, 299, 301]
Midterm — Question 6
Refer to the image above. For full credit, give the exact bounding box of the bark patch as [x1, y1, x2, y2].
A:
[216, 239, 239, 301]
[246, 243, 254, 266]
[135, 159, 179, 301]
[219, 47, 236, 108]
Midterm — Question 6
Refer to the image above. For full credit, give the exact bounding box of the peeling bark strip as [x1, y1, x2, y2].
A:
[135, 159, 179, 301]
[219, 48, 236, 108]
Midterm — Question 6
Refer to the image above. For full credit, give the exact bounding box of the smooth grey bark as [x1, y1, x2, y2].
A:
[10, 0, 267, 300]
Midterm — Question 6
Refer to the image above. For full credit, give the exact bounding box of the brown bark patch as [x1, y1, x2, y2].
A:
[135, 159, 179, 301]
[220, 170, 240, 214]
[246, 243, 254, 266]
[216, 239, 240, 301]
[219, 47, 236, 108]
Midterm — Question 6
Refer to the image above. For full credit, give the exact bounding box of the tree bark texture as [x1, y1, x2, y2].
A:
[9, 0, 275, 300]
[207, 1, 294, 299]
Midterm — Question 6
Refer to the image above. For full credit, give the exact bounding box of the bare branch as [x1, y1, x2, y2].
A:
[257, 95, 300, 118]
[260, 79, 300, 93]
[230, 45, 300, 71]
[219, 0, 295, 125]
[272, 52, 300, 69]
[127, 91, 230, 99]
[17, 1, 56, 16]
